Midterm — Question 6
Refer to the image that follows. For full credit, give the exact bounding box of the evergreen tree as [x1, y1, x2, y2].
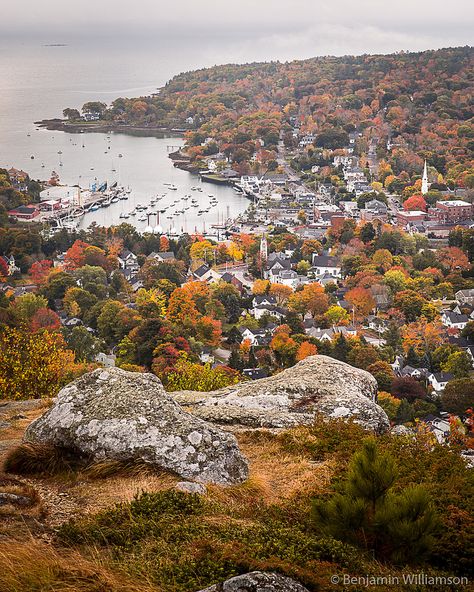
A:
[312, 438, 437, 563]
[226, 326, 242, 345]
[406, 345, 420, 367]
[396, 399, 415, 423]
[228, 348, 244, 371]
[384, 322, 402, 351]
[332, 334, 349, 361]
[247, 347, 258, 368]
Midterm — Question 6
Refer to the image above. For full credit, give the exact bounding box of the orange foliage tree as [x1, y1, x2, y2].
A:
[288, 283, 329, 318]
[269, 283, 293, 305]
[64, 240, 90, 270]
[345, 287, 375, 319]
[296, 341, 318, 361]
[28, 260, 53, 285]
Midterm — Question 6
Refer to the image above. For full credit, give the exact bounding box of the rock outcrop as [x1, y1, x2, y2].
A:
[24, 368, 248, 485]
[175, 355, 389, 433]
[197, 571, 309, 591]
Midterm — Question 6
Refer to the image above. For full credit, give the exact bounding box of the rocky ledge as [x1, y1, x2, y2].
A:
[24, 368, 248, 485]
[174, 355, 389, 433]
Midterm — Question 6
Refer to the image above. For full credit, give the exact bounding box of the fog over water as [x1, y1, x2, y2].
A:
[0, 1, 471, 229]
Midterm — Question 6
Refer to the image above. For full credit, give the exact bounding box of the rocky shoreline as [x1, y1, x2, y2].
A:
[34, 118, 186, 138]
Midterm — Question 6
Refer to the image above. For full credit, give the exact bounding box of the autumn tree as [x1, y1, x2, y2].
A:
[64, 240, 90, 270]
[0, 328, 77, 399]
[324, 305, 350, 326]
[269, 283, 293, 305]
[345, 287, 375, 320]
[296, 341, 317, 361]
[270, 324, 298, 367]
[28, 260, 53, 285]
[438, 246, 470, 274]
[0, 257, 8, 280]
[166, 288, 199, 324]
[372, 249, 393, 272]
[403, 194, 427, 211]
[393, 290, 426, 322]
[162, 357, 240, 392]
[252, 279, 270, 295]
[30, 308, 61, 333]
[441, 351, 472, 379]
[288, 283, 329, 318]
[391, 377, 426, 402]
[13, 293, 48, 323]
[189, 239, 216, 262]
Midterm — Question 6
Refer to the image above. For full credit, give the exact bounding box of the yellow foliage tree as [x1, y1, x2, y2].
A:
[0, 328, 79, 400]
[252, 279, 270, 295]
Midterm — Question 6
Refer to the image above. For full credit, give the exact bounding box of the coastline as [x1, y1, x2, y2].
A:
[35, 118, 238, 187]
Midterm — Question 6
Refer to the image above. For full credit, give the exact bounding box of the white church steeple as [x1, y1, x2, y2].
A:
[260, 233, 268, 262]
[421, 160, 429, 195]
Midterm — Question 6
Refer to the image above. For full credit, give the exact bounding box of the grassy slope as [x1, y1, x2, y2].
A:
[0, 406, 472, 592]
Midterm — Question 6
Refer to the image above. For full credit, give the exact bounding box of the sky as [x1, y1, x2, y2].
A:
[2, 0, 473, 62]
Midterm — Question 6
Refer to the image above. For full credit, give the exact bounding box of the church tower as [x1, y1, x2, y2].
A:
[260, 233, 268, 262]
[421, 160, 429, 195]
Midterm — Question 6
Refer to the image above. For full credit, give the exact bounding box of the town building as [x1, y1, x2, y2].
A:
[429, 200, 474, 224]
[7, 205, 40, 220]
[311, 254, 341, 278]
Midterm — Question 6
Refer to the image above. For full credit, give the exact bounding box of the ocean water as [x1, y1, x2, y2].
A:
[0, 39, 248, 232]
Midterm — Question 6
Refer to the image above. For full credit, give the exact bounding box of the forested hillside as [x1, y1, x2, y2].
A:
[88, 47, 473, 186]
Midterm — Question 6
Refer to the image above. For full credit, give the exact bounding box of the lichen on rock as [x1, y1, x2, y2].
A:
[174, 355, 389, 433]
[24, 368, 248, 485]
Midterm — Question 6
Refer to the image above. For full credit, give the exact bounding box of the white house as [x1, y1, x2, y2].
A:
[95, 352, 116, 367]
[312, 255, 341, 278]
[148, 251, 175, 263]
[118, 250, 139, 271]
[192, 264, 221, 283]
[456, 289, 474, 306]
[441, 310, 469, 330]
[428, 372, 454, 392]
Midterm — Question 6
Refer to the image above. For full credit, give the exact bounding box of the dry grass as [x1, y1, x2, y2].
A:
[235, 430, 334, 502]
[0, 539, 159, 592]
[3, 443, 81, 477]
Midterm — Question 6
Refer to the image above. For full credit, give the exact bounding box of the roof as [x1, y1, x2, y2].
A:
[9, 205, 38, 214]
[431, 372, 454, 382]
[242, 368, 268, 380]
[119, 249, 136, 259]
[156, 251, 175, 260]
[443, 311, 469, 323]
[456, 289, 474, 297]
[253, 295, 277, 306]
[193, 264, 211, 278]
[312, 255, 340, 267]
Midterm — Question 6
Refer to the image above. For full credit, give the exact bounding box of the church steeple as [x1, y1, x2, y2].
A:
[260, 233, 268, 262]
[421, 160, 429, 195]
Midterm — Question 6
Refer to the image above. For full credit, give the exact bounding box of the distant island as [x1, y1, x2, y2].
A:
[43, 43, 68, 47]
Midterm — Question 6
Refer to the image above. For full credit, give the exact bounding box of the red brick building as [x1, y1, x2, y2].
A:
[396, 210, 427, 226]
[429, 200, 473, 223]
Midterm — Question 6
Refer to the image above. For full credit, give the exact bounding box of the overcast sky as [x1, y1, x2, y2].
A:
[3, 0, 473, 62]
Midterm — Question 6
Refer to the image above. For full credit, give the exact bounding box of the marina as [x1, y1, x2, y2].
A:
[4, 130, 249, 236]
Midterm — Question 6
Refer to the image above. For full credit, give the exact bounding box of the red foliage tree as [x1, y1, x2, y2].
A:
[29, 260, 53, 285]
[403, 194, 427, 211]
[30, 308, 61, 332]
